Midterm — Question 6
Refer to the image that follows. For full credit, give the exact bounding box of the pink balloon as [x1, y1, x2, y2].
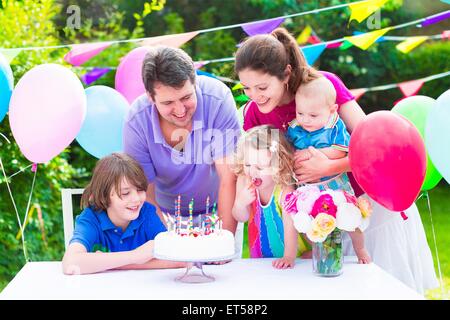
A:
[115, 46, 151, 104]
[349, 111, 426, 212]
[9, 64, 86, 163]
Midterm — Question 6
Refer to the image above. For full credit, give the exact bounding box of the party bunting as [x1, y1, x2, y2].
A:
[348, 0, 389, 24]
[235, 94, 250, 103]
[194, 61, 209, 69]
[350, 88, 368, 101]
[420, 10, 450, 27]
[141, 31, 199, 47]
[339, 40, 354, 50]
[64, 42, 112, 66]
[297, 25, 312, 44]
[0, 49, 22, 64]
[326, 41, 343, 49]
[396, 36, 428, 53]
[232, 83, 244, 91]
[307, 34, 322, 44]
[301, 43, 327, 65]
[398, 79, 425, 97]
[443, 30, 450, 39]
[344, 27, 392, 50]
[441, 0, 450, 4]
[81, 67, 111, 85]
[241, 18, 285, 36]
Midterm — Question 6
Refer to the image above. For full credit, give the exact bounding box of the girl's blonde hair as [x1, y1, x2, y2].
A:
[232, 125, 295, 186]
[81, 153, 148, 212]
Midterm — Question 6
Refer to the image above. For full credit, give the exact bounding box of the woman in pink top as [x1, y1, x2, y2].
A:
[234, 27, 438, 294]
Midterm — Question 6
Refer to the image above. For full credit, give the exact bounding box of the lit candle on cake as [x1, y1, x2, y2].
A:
[188, 198, 194, 234]
[176, 195, 181, 234]
[211, 202, 217, 231]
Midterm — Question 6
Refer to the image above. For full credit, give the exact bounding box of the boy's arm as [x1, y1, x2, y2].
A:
[62, 240, 156, 275]
[115, 259, 187, 270]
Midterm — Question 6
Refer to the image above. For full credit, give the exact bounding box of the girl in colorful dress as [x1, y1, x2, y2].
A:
[234, 27, 437, 293]
[231, 125, 306, 269]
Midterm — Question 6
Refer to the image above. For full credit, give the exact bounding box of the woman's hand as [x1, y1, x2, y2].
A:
[294, 147, 333, 184]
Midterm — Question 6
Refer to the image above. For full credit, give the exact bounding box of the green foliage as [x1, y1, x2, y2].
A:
[1, 0, 449, 296]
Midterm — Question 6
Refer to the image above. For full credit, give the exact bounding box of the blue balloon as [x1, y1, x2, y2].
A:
[76, 86, 129, 158]
[0, 53, 14, 123]
[425, 89, 450, 184]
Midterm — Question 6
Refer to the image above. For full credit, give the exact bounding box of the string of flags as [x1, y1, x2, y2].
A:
[233, 71, 450, 104]
[0, 0, 448, 67]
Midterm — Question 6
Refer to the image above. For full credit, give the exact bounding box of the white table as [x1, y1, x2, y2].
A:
[0, 258, 423, 300]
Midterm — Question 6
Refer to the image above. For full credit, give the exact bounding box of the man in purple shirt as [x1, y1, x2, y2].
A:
[123, 46, 240, 234]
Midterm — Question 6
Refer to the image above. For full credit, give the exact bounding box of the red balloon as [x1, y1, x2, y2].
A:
[349, 111, 426, 212]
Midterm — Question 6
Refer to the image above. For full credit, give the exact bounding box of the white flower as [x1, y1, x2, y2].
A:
[358, 216, 370, 232]
[328, 190, 347, 206]
[293, 212, 312, 233]
[295, 185, 321, 215]
[336, 202, 362, 232]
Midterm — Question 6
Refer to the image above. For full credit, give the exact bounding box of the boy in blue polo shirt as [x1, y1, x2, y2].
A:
[62, 153, 186, 275]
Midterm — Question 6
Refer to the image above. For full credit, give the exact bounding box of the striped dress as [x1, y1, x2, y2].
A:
[248, 185, 309, 258]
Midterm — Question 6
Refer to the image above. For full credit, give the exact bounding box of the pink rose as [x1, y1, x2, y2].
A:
[310, 194, 337, 218]
[283, 192, 298, 215]
[343, 191, 357, 206]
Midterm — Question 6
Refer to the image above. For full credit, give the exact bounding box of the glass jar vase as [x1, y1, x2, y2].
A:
[312, 229, 343, 277]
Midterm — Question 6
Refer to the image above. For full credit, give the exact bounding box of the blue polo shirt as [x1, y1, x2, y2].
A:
[123, 75, 241, 215]
[69, 202, 166, 252]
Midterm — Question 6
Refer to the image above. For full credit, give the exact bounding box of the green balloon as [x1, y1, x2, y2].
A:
[392, 95, 442, 191]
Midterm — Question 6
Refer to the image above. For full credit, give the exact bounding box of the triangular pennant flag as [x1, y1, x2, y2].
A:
[81, 67, 111, 85]
[339, 40, 354, 50]
[441, 0, 450, 4]
[141, 31, 199, 48]
[64, 42, 112, 66]
[349, 0, 389, 24]
[194, 61, 210, 69]
[396, 36, 428, 54]
[235, 94, 250, 103]
[297, 25, 312, 44]
[326, 41, 343, 49]
[232, 83, 244, 91]
[196, 70, 217, 79]
[420, 11, 450, 27]
[241, 18, 285, 36]
[443, 30, 450, 39]
[301, 43, 327, 65]
[398, 79, 425, 97]
[350, 88, 368, 101]
[0, 49, 22, 64]
[344, 27, 392, 50]
[307, 35, 321, 44]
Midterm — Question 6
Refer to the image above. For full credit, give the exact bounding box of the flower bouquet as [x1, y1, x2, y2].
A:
[283, 185, 372, 276]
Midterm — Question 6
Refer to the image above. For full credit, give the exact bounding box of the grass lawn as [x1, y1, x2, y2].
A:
[416, 182, 450, 300]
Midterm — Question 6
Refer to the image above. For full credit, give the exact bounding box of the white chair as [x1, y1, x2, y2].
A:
[61, 188, 84, 250]
[61, 188, 244, 257]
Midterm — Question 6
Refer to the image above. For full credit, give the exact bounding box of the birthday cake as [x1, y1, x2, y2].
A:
[154, 198, 236, 261]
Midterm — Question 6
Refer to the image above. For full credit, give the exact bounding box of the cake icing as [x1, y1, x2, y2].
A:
[154, 197, 236, 261]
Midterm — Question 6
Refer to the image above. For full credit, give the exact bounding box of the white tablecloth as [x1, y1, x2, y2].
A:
[0, 258, 423, 300]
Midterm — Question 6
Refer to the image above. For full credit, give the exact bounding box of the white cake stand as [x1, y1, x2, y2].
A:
[154, 253, 237, 283]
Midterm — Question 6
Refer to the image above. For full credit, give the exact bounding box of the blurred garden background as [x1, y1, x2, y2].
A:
[0, 0, 449, 299]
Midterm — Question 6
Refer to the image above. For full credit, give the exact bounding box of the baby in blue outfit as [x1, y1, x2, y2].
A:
[287, 76, 352, 193]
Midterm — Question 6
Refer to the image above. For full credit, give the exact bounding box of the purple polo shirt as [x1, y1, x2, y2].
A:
[123, 76, 240, 215]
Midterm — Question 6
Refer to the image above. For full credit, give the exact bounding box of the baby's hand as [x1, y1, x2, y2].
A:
[355, 247, 372, 264]
[272, 256, 295, 269]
